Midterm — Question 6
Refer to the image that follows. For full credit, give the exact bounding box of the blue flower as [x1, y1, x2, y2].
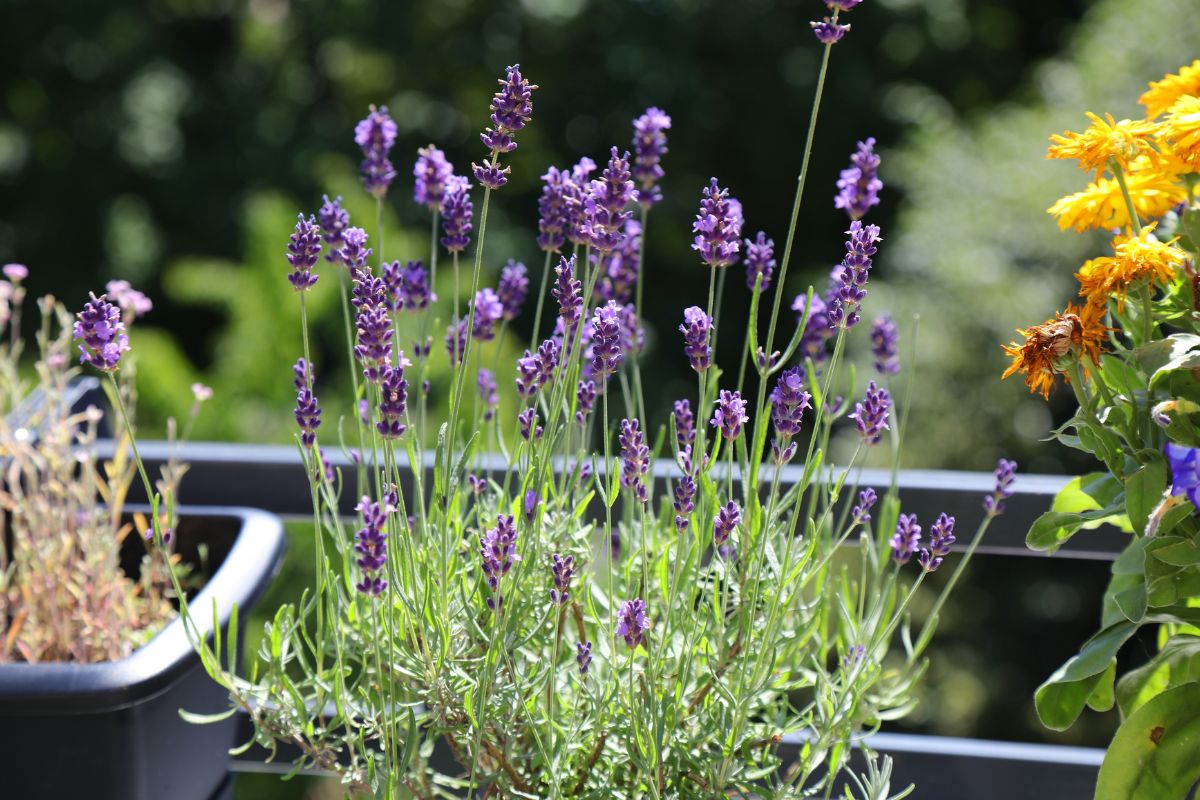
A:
[1166, 442, 1200, 509]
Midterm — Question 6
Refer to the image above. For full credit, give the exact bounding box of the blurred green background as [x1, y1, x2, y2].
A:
[5, 0, 1200, 796]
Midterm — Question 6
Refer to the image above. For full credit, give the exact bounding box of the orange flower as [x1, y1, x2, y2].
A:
[1140, 60, 1200, 119]
[1048, 112, 1161, 176]
[1075, 224, 1186, 310]
[1047, 162, 1187, 232]
[1002, 302, 1107, 399]
[1157, 95, 1200, 171]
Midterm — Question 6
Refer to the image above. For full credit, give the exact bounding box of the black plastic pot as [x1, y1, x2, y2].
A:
[0, 507, 285, 800]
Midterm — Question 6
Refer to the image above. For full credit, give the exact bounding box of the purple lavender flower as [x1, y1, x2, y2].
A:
[353, 297, 393, 383]
[472, 288, 504, 341]
[835, 138, 882, 221]
[589, 301, 624, 382]
[479, 514, 519, 609]
[497, 261, 529, 320]
[515, 350, 541, 398]
[355, 104, 398, 199]
[445, 317, 468, 367]
[576, 380, 596, 424]
[871, 314, 900, 376]
[692, 178, 743, 267]
[537, 338, 560, 384]
[984, 458, 1018, 516]
[711, 389, 749, 442]
[524, 489, 540, 523]
[583, 147, 638, 254]
[596, 218, 642, 305]
[537, 166, 572, 252]
[286, 215, 322, 291]
[577, 641, 593, 675]
[849, 380, 891, 444]
[414, 144, 454, 211]
[355, 496, 391, 596]
[827, 221, 882, 330]
[440, 175, 474, 254]
[293, 357, 311, 391]
[377, 364, 408, 439]
[398, 262, 436, 311]
[294, 385, 322, 447]
[552, 255, 584, 326]
[518, 407, 543, 441]
[105, 280, 153, 319]
[851, 488, 877, 525]
[680, 306, 713, 373]
[468, 474, 486, 495]
[744, 231, 776, 291]
[792, 292, 833, 361]
[478, 368, 499, 421]
[338, 227, 373, 272]
[619, 419, 650, 503]
[674, 475, 695, 532]
[565, 158, 597, 247]
[811, 17, 850, 44]
[318, 195, 350, 264]
[474, 64, 537, 189]
[891, 513, 921, 566]
[714, 500, 741, 547]
[551, 554, 574, 604]
[828, 0, 864, 9]
[74, 294, 129, 372]
[316, 448, 335, 484]
[632, 107, 672, 209]
[674, 399, 696, 453]
[617, 302, 644, 355]
[616, 598, 649, 649]
[770, 367, 812, 439]
[928, 513, 956, 557]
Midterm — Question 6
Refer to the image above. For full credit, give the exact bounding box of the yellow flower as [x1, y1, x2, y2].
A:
[1157, 95, 1200, 171]
[1002, 302, 1107, 399]
[1075, 224, 1186, 310]
[1047, 166, 1186, 232]
[1048, 112, 1161, 176]
[1140, 60, 1200, 119]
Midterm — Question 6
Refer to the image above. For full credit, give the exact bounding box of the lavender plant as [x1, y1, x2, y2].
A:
[88, 5, 1013, 796]
[0, 274, 205, 663]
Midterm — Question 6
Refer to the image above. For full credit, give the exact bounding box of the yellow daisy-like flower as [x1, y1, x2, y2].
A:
[1047, 165, 1187, 232]
[1047, 112, 1161, 176]
[1140, 60, 1200, 119]
[1075, 224, 1186, 310]
[1001, 302, 1107, 399]
[1157, 95, 1200, 171]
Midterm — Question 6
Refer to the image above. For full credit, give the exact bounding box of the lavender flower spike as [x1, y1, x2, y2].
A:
[890, 513, 921, 566]
[583, 147, 638, 254]
[479, 514, 519, 610]
[400, 261, 436, 310]
[286, 214, 322, 291]
[576, 380, 596, 424]
[472, 288, 504, 342]
[318, 195, 350, 264]
[827, 221, 882, 329]
[355, 496, 391, 596]
[590, 301, 625, 382]
[74, 294, 130, 372]
[550, 554, 574, 605]
[713, 500, 741, 547]
[497, 260, 529, 320]
[576, 641, 593, 676]
[440, 175, 474, 254]
[355, 104, 398, 199]
[744, 231, 776, 291]
[680, 306, 713, 373]
[552, 255, 584, 325]
[870, 314, 900, 375]
[474, 64, 538, 189]
[983, 459, 1018, 516]
[835, 138, 882, 220]
[616, 598, 649, 649]
[294, 365, 322, 448]
[632, 107, 672, 209]
[674, 475, 696, 532]
[712, 389, 750, 442]
[445, 318, 468, 367]
[792, 292, 832, 361]
[692, 178, 743, 268]
[849, 380, 891, 444]
[537, 166, 572, 252]
[377, 364, 408, 440]
[478, 368, 499, 421]
[414, 144, 454, 211]
[338, 226, 372, 272]
[770, 367, 812, 439]
[851, 488, 877, 525]
[919, 512, 956, 573]
[674, 399, 696, 453]
[619, 418, 650, 503]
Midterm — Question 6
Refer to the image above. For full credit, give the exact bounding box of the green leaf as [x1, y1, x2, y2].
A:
[1095, 682, 1200, 800]
[1126, 459, 1168, 536]
[178, 706, 238, 725]
[1149, 538, 1200, 567]
[1137, 333, 1200, 380]
[1026, 506, 1125, 552]
[1052, 472, 1124, 513]
[1034, 620, 1137, 731]
[1117, 635, 1200, 716]
[1086, 659, 1117, 712]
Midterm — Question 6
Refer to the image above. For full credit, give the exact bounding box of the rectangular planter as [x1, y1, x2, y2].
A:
[0, 507, 285, 800]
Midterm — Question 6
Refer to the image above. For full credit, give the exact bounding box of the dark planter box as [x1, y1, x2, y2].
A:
[0, 507, 285, 800]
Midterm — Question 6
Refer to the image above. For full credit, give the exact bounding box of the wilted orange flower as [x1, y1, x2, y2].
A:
[1047, 112, 1160, 176]
[1002, 302, 1107, 399]
[1047, 163, 1187, 232]
[1140, 60, 1200, 119]
[1157, 95, 1200, 170]
[1075, 224, 1186, 309]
